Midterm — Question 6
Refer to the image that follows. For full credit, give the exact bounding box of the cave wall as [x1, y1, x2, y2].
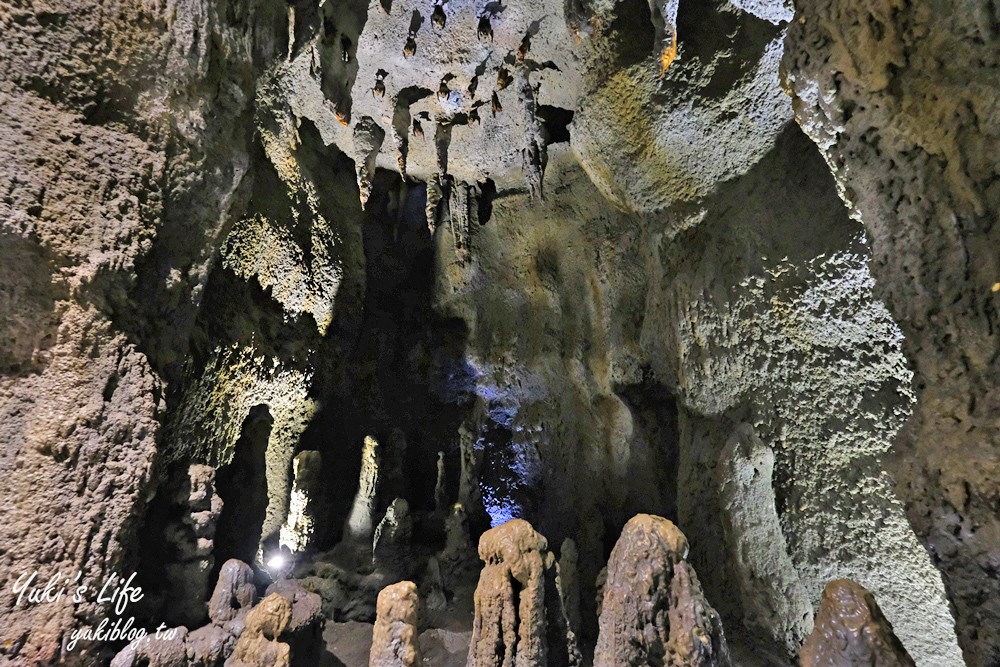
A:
[0, 0, 995, 664]
[783, 1, 1000, 663]
[0, 0, 284, 661]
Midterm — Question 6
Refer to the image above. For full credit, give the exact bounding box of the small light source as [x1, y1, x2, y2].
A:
[266, 554, 286, 570]
[992, 283, 1000, 293]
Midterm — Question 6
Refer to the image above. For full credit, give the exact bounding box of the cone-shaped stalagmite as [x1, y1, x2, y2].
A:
[800, 579, 915, 667]
[594, 514, 730, 667]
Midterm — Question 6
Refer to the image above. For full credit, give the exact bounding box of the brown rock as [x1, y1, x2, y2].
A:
[226, 594, 294, 667]
[370, 581, 421, 667]
[210, 559, 258, 625]
[466, 519, 580, 667]
[593, 514, 729, 667]
[800, 580, 916, 667]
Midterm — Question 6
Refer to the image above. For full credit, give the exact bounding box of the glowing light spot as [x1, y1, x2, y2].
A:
[266, 554, 286, 570]
[992, 283, 1000, 293]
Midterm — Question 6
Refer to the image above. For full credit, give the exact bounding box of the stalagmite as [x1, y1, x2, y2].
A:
[370, 581, 422, 667]
[280, 450, 323, 553]
[226, 593, 293, 667]
[345, 435, 382, 542]
[466, 518, 580, 667]
[558, 538, 582, 638]
[434, 450, 448, 513]
[373, 497, 413, 571]
[593, 514, 730, 667]
[161, 463, 224, 626]
[800, 580, 916, 667]
[210, 559, 258, 624]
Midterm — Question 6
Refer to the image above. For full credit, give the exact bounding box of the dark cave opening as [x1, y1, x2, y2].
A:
[297, 171, 477, 550]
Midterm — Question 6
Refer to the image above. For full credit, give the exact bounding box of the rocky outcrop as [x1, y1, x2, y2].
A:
[718, 424, 812, 656]
[593, 514, 729, 667]
[800, 579, 915, 667]
[113, 563, 322, 667]
[783, 1, 1000, 663]
[466, 519, 580, 667]
[370, 581, 422, 667]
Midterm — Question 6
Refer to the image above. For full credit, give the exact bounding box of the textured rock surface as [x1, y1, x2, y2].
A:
[467, 519, 579, 667]
[370, 581, 421, 667]
[800, 579, 915, 667]
[0, 0, 283, 660]
[643, 126, 963, 665]
[210, 559, 258, 625]
[718, 424, 812, 657]
[281, 450, 324, 553]
[1, 0, 991, 664]
[593, 514, 729, 667]
[783, 1, 1000, 664]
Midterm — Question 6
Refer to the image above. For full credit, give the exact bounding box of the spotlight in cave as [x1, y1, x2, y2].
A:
[212, 404, 273, 581]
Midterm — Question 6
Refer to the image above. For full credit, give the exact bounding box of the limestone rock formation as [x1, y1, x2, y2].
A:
[113, 565, 322, 667]
[370, 581, 422, 667]
[159, 464, 225, 627]
[593, 514, 729, 667]
[466, 519, 580, 667]
[280, 450, 324, 553]
[784, 0, 1000, 663]
[226, 594, 294, 667]
[346, 435, 383, 543]
[373, 498, 414, 571]
[263, 580, 326, 666]
[718, 424, 812, 656]
[557, 539, 582, 639]
[2, 0, 993, 665]
[800, 579, 916, 667]
[210, 559, 258, 625]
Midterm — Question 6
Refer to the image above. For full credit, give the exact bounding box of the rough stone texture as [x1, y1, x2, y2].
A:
[800, 579, 916, 667]
[593, 514, 729, 667]
[572, 0, 792, 211]
[281, 450, 324, 553]
[264, 580, 326, 666]
[718, 423, 813, 657]
[0, 0, 284, 661]
[643, 126, 963, 665]
[154, 463, 224, 627]
[557, 539, 582, 639]
[372, 498, 413, 571]
[467, 519, 580, 667]
[370, 581, 421, 667]
[2, 0, 990, 664]
[783, 1, 1000, 664]
[209, 559, 258, 625]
